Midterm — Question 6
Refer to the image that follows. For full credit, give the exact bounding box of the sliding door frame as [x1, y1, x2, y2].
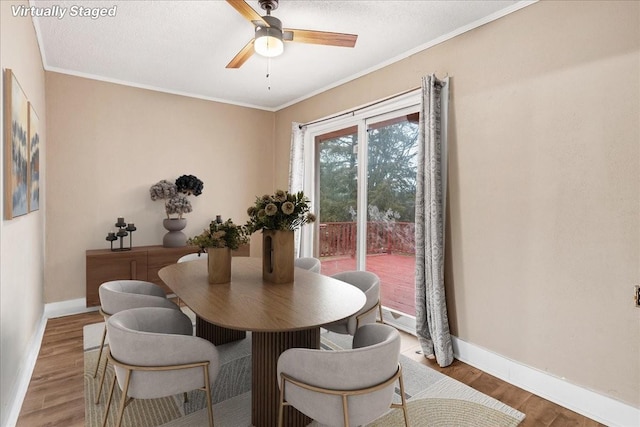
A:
[300, 89, 421, 264]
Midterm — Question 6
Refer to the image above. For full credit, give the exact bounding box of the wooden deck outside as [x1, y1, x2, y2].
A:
[320, 253, 416, 316]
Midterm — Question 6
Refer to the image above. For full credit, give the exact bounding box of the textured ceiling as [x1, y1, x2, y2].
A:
[31, 0, 533, 111]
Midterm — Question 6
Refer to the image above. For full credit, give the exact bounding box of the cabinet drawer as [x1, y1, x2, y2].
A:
[86, 251, 148, 307]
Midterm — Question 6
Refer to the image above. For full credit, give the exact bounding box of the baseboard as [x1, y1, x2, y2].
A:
[44, 297, 98, 318]
[3, 314, 48, 427]
[451, 336, 640, 427]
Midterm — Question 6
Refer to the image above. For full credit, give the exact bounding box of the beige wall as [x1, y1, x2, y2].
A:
[275, 1, 639, 407]
[0, 1, 47, 423]
[2, 0, 637, 419]
[45, 72, 275, 303]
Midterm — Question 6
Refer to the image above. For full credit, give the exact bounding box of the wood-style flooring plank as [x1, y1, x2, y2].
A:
[17, 312, 101, 427]
[16, 395, 85, 427]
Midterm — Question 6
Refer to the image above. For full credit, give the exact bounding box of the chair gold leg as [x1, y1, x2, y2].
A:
[278, 378, 285, 427]
[398, 367, 409, 427]
[93, 325, 107, 378]
[203, 365, 214, 427]
[114, 369, 132, 427]
[95, 356, 109, 404]
[342, 394, 350, 427]
[101, 371, 117, 427]
[355, 300, 384, 331]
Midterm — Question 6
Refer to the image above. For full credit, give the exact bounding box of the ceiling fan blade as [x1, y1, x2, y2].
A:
[283, 29, 357, 47]
[226, 0, 269, 27]
[226, 39, 255, 68]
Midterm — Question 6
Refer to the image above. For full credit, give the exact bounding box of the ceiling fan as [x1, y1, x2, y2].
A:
[225, 0, 358, 68]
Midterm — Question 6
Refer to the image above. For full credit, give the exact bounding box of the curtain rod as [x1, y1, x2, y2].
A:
[298, 85, 421, 129]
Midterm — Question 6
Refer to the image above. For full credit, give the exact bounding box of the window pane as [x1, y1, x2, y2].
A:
[317, 128, 358, 274]
[366, 114, 418, 316]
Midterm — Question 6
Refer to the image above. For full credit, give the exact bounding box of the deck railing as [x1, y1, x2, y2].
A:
[319, 222, 415, 257]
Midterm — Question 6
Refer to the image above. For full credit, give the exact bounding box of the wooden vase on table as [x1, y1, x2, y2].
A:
[206, 247, 231, 284]
[262, 230, 294, 284]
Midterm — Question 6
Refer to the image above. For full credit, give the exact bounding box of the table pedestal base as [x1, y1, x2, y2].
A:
[252, 328, 320, 427]
[195, 316, 246, 345]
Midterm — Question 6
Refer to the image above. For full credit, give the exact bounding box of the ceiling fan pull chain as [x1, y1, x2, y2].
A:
[266, 57, 272, 91]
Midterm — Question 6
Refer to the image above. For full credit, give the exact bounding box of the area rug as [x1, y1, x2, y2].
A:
[84, 322, 524, 427]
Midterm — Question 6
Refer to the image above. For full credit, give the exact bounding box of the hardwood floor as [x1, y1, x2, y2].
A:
[16, 310, 605, 427]
[17, 311, 100, 427]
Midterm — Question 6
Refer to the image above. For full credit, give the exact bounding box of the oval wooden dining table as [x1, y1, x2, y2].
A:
[158, 256, 366, 427]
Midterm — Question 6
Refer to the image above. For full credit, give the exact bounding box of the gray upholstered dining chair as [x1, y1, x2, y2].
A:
[323, 271, 383, 335]
[277, 323, 409, 427]
[177, 252, 208, 263]
[94, 280, 180, 403]
[294, 257, 321, 273]
[103, 307, 220, 427]
[177, 252, 208, 306]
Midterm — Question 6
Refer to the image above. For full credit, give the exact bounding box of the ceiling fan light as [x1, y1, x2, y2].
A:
[254, 27, 284, 57]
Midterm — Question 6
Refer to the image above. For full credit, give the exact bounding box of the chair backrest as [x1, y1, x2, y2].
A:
[99, 280, 178, 315]
[177, 252, 207, 263]
[331, 271, 380, 334]
[107, 307, 219, 399]
[294, 257, 321, 273]
[277, 323, 401, 426]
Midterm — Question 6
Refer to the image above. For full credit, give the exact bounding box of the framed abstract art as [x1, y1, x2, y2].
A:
[3, 69, 29, 219]
[28, 102, 40, 212]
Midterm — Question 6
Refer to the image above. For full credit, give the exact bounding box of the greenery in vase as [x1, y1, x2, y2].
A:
[246, 190, 316, 233]
[149, 175, 203, 219]
[188, 218, 250, 251]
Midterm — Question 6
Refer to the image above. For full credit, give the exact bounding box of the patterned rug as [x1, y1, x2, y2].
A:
[84, 322, 524, 427]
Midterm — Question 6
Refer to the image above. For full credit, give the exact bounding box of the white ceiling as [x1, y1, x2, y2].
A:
[31, 0, 532, 111]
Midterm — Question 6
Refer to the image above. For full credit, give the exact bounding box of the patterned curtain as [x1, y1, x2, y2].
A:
[288, 122, 305, 256]
[415, 75, 453, 367]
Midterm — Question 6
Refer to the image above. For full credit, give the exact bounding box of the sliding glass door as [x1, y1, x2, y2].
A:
[313, 103, 419, 317]
[365, 112, 419, 316]
[316, 126, 358, 273]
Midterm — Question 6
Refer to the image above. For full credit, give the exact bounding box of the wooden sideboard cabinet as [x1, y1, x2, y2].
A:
[86, 244, 251, 307]
[85, 245, 199, 307]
